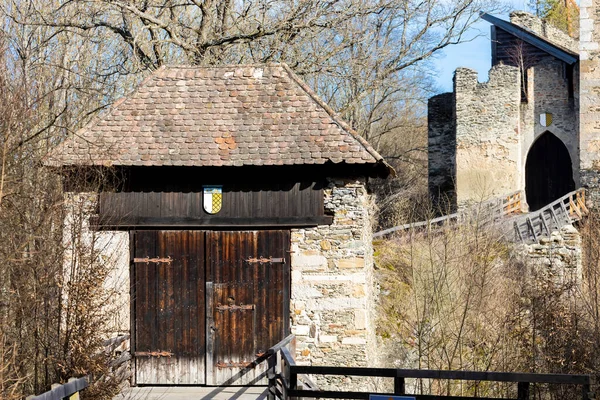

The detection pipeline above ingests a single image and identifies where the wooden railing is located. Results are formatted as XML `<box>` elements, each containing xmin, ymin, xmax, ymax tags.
<box><xmin>374</xmin><ymin>190</ymin><xmax>525</xmax><ymax>238</ymax></box>
<box><xmin>512</xmin><ymin>189</ymin><xmax>589</xmax><ymax>243</ymax></box>
<box><xmin>26</xmin><ymin>376</ymin><xmax>89</xmax><ymax>400</ymax></box>
<box><xmin>374</xmin><ymin>189</ymin><xmax>591</xmax><ymax>243</ymax></box>
<box><xmin>267</xmin><ymin>340</ymin><xmax>595</xmax><ymax>400</ymax></box>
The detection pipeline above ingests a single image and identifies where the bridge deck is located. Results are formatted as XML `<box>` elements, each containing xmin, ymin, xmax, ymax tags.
<box><xmin>115</xmin><ymin>386</ymin><xmax>267</xmax><ymax>400</ymax></box>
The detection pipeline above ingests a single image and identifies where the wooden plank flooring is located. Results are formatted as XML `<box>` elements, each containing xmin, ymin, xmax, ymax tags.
<box><xmin>115</xmin><ymin>386</ymin><xmax>268</xmax><ymax>400</ymax></box>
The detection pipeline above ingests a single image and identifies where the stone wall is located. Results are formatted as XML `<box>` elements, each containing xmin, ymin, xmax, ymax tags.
<box><xmin>520</xmin><ymin>57</ymin><xmax>579</xmax><ymax>187</ymax></box>
<box><xmin>510</xmin><ymin>11</ymin><xmax>579</xmax><ymax>53</ymax></box>
<box><xmin>428</xmin><ymin>93</ymin><xmax>456</xmax><ymax>210</ymax></box>
<box><xmin>290</xmin><ymin>178</ymin><xmax>377</xmax><ymax>389</ymax></box>
<box><xmin>580</xmin><ymin>0</ymin><xmax>600</xmax><ymax>206</ymax></box>
<box><xmin>521</xmin><ymin>224</ymin><xmax>582</xmax><ymax>288</ymax></box>
<box><xmin>63</xmin><ymin>193</ymin><xmax>131</xmax><ymax>336</ymax></box>
<box><xmin>428</xmin><ymin>13</ymin><xmax>580</xmax><ymax>210</ymax></box>
<box><xmin>454</xmin><ymin>65</ymin><xmax>522</xmax><ymax>205</ymax></box>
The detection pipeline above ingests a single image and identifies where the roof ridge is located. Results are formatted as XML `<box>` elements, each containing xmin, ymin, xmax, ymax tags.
<box><xmin>279</xmin><ymin>63</ymin><xmax>387</xmax><ymax>165</ymax></box>
<box><xmin>159</xmin><ymin>63</ymin><xmax>284</xmax><ymax>70</ymax></box>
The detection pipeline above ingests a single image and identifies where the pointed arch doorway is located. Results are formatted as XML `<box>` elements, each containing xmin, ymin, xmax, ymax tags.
<box><xmin>525</xmin><ymin>132</ymin><xmax>575</xmax><ymax>211</ymax></box>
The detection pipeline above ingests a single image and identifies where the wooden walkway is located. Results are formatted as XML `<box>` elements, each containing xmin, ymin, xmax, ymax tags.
<box><xmin>510</xmin><ymin>189</ymin><xmax>588</xmax><ymax>243</ymax></box>
<box><xmin>115</xmin><ymin>386</ymin><xmax>267</xmax><ymax>400</ymax></box>
<box><xmin>374</xmin><ymin>189</ymin><xmax>589</xmax><ymax>243</ymax></box>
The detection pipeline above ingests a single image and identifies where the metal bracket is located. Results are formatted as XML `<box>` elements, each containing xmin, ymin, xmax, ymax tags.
<box><xmin>245</xmin><ymin>257</ymin><xmax>284</xmax><ymax>264</ymax></box>
<box><xmin>216</xmin><ymin>361</ymin><xmax>255</xmax><ymax>369</ymax></box>
<box><xmin>216</xmin><ymin>304</ymin><xmax>255</xmax><ymax>312</ymax></box>
<box><xmin>134</xmin><ymin>350</ymin><xmax>174</xmax><ymax>358</ymax></box>
<box><xmin>133</xmin><ymin>256</ymin><xmax>172</xmax><ymax>264</ymax></box>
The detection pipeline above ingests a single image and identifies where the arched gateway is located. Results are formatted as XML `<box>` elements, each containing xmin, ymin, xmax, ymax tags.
<box><xmin>525</xmin><ymin>132</ymin><xmax>575</xmax><ymax>211</ymax></box>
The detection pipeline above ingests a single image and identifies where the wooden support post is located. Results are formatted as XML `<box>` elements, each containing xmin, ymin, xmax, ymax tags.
<box><xmin>526</xmin><ymin>217</ymin><xmax>538</xmax><ymax>242</ymax></box>
<box><xmin>68</xmin><ymin>378</ymin><xmax>80</xmax><ymax>400</ymax></box>
<box><xmin>539</xmin><ymin>211</ymin><xmax>550</xmax><ymax>237</ymax></box>
<box><xmin>267</xmin><ymin>355</ymin><xmax>277</xmax><ymax>400</ymax></box>
<box><xmin>517</xmin><ymin>382</ymin><xmax>530</xmax><ymax>400</ymax></box>
<box><xmin>560</xmin><ymin>200</ymin><xmax>572</xmax><ymax>224</ymax></box>
<box><xmin>394</xmin><ymin>376</ymin><xmax>405</xmax><ymax>395</ymax></box>
<box><xmin>549</xmin><ymin>206</ymin><xmax>560</xmax><ymax>229</ymax></box>
<box><xmin>515</xmin><ymin>221</ymin><xmax>524</xmax><ymax>242</ymax></box>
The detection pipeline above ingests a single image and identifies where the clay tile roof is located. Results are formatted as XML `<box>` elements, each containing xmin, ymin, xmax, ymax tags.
<box><xmin>45</xmin><ymin>63</ymin><xmax>388</xmax><ymax>170</ymax></box>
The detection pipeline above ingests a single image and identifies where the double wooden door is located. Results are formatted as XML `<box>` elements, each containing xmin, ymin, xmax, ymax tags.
<box><xmin>132</xmin><ymin>230</ymin><xmax>290</xmax><ymax>385</ymax></box>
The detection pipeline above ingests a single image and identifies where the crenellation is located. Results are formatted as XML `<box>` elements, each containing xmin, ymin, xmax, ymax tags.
<box><xmin>430</xmin><ymin>13</ymin><xmax>580</xmax><ymax>211</ymax></box>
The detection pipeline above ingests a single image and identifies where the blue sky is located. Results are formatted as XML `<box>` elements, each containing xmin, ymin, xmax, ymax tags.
<box><xmin>433</xmin><ymin>0</ymin><xmax>533</xmax><ymax>93</ymax></box>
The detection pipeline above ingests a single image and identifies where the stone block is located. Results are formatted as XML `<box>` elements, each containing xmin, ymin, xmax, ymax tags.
<box><xmin>341</xmin><ymin>337</ymin><xmax>367</xmax><ymax>345</ymax></box>
<box><xmin>294</xmin><ymin>300</ymin><xmax>306</xmax><ymax>311</ymax></box>
<box><xmin>320</xmin><ymin>240</ymin><xmax>332</xmax><ymax>250</ymax></box>
<box><xmin>352</xmin><ymin>284</ymin><xmax>366</xmax><ymax>298</ymax></box>
<box><xmin>294</xmin><ymin>325</ymin><xmax>311</xmax><ymax>336</ymax></box>
<box><xmin>354</xmin><ymin>309</ymin><xmax>367</xmax><ymax>330</ymax></box>
<box><xmin>292</xmin><ymin>252</ymin><xmax>327</xmax><ymax>271</ymax></box>
<box><xmin>319</xmin><ymin>335</ymin><xmax>338</xmax><ymax>343</ymax></box>
<box><xmin>292</xmin><ymin>284</ymin><xmax>323</xmax><ymax>299</ymax></box>
<box><xmin>336</xmin><ymin>257</ymin><xmax>365</xmax><ymax>270</ymax></box>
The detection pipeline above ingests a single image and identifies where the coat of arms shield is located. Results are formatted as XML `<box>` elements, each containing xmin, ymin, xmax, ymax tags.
<box><xmin>203</xmin><ymin>186</ymin><xmax>222</xmax><ymax>214</ymax></box>
<box><xmin>540</xmin><ymin>113</ymin><xmax>553</xmax><ymax>127</ymax></box>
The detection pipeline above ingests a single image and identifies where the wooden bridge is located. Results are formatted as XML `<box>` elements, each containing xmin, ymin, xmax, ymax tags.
<box><xmin>374</xmin><ymin>189</ymin><xmax>589</xmax><ymax>243</ymax></box>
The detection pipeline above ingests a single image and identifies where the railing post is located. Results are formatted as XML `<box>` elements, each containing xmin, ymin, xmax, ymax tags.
<box><xmin>267</xmin><ymin>354</ymin><xmax>276</xmax><ymax>400</ymax></box>
<box><xmin>517</xmin><ymin>382</ymin><xmax>530</xmax><ymax>400</ymax></box>
<box><xmin>394</xmin><ymin>376</ymin><xmax>405</xmax><ymax>395</ymax></box>
<box><xmin>290</xmin><ymin>366</ymin><xmax>298</xmax><ymax>391</ymax></box>
<box><xmin>68</xmin><ymin>377</ymin><xmax>80</xmax><ymax>400</ymax></box>
<box><xmin>582</xmin><ymin>376</ymin><xmax>592</xmax><ymax>400</ymax></box>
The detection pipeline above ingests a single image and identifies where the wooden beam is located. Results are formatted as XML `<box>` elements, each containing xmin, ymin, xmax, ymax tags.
<box><xmin>94</xmin><ymin>215</ymin><xmax>334</xmax><ymax>229</ymax></box>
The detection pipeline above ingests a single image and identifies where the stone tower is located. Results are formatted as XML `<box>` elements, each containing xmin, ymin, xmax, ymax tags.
<box><xmin>429</xmin><ymin>12</ymin><xmax>579</xmax><ymax>212</ymax></box>
<box><xmin>580</xmin><ymin>0</ymin><xmax>600</xmax><ymax>203</ymax></box>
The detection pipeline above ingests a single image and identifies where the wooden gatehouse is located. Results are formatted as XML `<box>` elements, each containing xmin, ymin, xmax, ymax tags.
<box><xmin>46</xmin><ymin>64</ymin><xmax>391</xmax><ymax>386</ymax></box>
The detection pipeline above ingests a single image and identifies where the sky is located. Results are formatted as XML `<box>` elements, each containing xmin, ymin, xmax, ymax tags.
<box><xmin>433</xmin><ymin>0</ymin><xmax>533</xmax><ymax>93</ymax></box>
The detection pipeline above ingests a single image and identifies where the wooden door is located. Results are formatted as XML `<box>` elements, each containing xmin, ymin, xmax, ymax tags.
<box><xmin>133</xmin><ymin>231</ymin><xmax>206</xmax><ymax>384</ymax></box>
<box><xmin>206</xmin><ymin>230</ymin><xmax>290</xmax><ymax>385</ymax></box>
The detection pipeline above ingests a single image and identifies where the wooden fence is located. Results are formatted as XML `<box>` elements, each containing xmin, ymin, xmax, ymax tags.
<box><xmin>374</xmin><ymin>190</ymin><xmax>524</xmax><ymax>238</ymax></box>
<box><xmin>512</xmin><ymin>189</ymin><xmax>589</xmax><ymax>243</ymax></box>
<box><xmin>267</xmin><ymin>336</ymin><xmax>595</xmax><ymax>400</ymax></box>
<box><xmin>374</xmin><ymin>189</ymin><xmax>590</xmax><ymax>243</ymax></box>
<box><xmin>26</xmin><ymin>376</ymin><xmax>88</xmax><ymax>400</ymax></box>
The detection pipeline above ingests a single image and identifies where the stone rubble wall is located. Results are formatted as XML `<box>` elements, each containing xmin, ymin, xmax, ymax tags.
<box><xmin>428</xmin><ymin>92</ymin><xmax>457</xmax><ymax>210</ymax></box>
<box><xmin>290</xmin><ymin>178</ymin><xmax>377</xmax><ymax>390</ymax></box>
<box><xmin>580</xmin><ymin>0</ymin><xmax>600</xmax><ymax>206</ymax></box>
<box><xmin>429</xmin><ymin>21</ymin><xmax>579</xmax><ymax>209</ymax></box>
<box><xmin>510</xmin><ymin>11</ymin><xmax>579</xmax><ymax>53</ymax></box>
<box><xmin>454</xmin><ymin>65</ymin><xmax>522</xmax><ymax>205</ymax></box>
<box><xmin>521</xmin><ymin>224</ymin><xmax>582</xmax><ymax>289</ymax></box>
<box><xmin>520</xmin><ymin>58</ymin><xmax>580</xmax><ymax>188</ymax></box>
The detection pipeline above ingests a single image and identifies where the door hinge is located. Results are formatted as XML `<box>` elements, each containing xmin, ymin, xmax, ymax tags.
<box><xmin>245</xmin><ymin>257</ymin><xmax>285</xmax><ymax>264</ymax></box>
<box><xmin>216</xmin><ymin>361</ymin><xmax>256</xmax><ymax>369</ymax></box>
<box><xmin>216</xmin><ymin>304</ymin><xmax>255</xmax><ymax>312</ymax></box>
<box><xmin>134</xmin><ymin>256</ymin><xmax>172</xmax><ymax>264</ymax></box>
<box><xmin>134</xmin><ymin>350</ymin><xmax>174</xmax><ymax>358</ymax></box>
